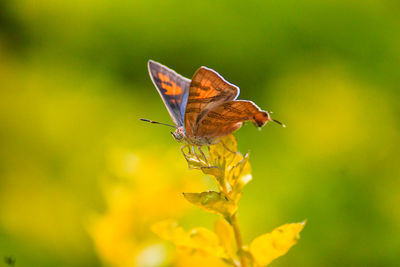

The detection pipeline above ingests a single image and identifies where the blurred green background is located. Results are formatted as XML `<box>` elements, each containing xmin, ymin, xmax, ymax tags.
<box><xmin>1</xmin><ymin>0</ymin><xmax>400</xmax><ymax>266</ymax></box>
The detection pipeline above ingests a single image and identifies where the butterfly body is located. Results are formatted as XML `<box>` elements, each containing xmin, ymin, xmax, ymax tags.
<box><xmin>147</xmin><ymin>60</ymin><xmax>276</xmax><ymax>163</ymax></box>
<box><xmin>172</xmin><ymin>126</ymin><xmax>218</xmax><ymax>146</ymax></box>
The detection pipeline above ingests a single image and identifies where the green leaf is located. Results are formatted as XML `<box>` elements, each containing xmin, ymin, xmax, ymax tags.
<box><xmin>183</xmin><ymin>191</ymin><xmax>237</xmax><ymax>217</ymax></box>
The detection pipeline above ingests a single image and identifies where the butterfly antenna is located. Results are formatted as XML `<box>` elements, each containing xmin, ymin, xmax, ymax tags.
<box><xmin>271</xmin><ymin>119</ymin><xmax>286</xmax><ymax>128</ymax></box>
<box><xmin>140</xmin><ymin>118</ymin><xmax>176</xmax><ymax>128</ymax></box>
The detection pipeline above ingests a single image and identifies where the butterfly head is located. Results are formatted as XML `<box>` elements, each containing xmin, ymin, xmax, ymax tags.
<box><xmin>253</xmin><ymin>111</ymin><xmax>271</xmax><ymax>127</ymax></box>
<box><xmin>253</xmin><ymin>111</ymin><xmax>286</xmax><ymax>128</ymax></box>
<box><xmin>172</xmin><ymin>127</ymin><xmax>186</xmax><ymax>142</ymax></box>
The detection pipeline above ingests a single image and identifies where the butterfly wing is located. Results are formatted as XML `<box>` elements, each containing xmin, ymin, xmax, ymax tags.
<box><xmin>196</xmin><ymin>100</ymin><xmax>270</xmax><ymax>138</ymax></box>
<box><xmin>184</xmin><ymin>67</ymin><xmax>240</xmax><ymax>136</ymax></box>
<box><xmin>148</xmin><ymin>60</ymin><xmax>190</xmax><ymax>127</ymax></box>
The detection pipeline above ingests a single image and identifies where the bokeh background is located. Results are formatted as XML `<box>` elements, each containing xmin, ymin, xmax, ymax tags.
<box><xmin>1</xmin><ymin>0</ymin><xmax>400</xmax><ymax>266</ymax></box>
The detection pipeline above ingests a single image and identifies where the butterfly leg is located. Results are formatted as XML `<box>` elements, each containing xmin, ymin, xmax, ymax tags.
<box><xmin>180</xmin><ymin>145</ymin><xmax>202</xmax><ymax>169</ymax></box>
<box><xmin>219</xmin><ymin>140</ymin><xmax>238</xmax><ymax>155</ymax></box>
<box><xmin>197</xmin><ymin>146</ymin><xmax>210</xmax><ymax>167</ymax></box>
<box><xmin>191</xmin><ymin>145</ymin><xmax>203</xmax><ymax>164</ymax></box>
<box><xmin>180</xmin><ymin>145</ymin><xmax>191</xmax><ymax>161</ymax></box>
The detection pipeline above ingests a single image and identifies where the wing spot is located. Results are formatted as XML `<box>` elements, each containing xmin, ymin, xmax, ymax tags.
<box><xmin>158</xmin><ymin>73</ymin><xmax>183</xmax><ymax>95</ymax></box>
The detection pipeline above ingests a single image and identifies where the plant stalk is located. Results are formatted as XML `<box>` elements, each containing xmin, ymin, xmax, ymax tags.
<box><xmin>231</xmin><ymin>213</ymin><xmax>247</xmax><ymax>267</ymax></box>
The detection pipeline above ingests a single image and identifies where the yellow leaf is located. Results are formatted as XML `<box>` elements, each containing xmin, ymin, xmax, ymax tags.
<box><xmin>214</xmin><ymin>219</ymin><xmax>234</xmax><ymax>257</ymax></box>
<box><xmin>183</xmin><ymin>191</ymin><xmax>237</xmax><ymax>217</ymax></box>
<box><xmin>201</xmin><ymin>166</ymin><xmax>224</xmax><ymax>178</ymax></box>
<box><xmin>249</xmin><ymin>222</ymin><xmax>306</xmax><ymax>266</ymax></box>
<box><xmin>205</xmin><ymin>135</ymin><xmax>254</xmax><ymax>197</ymax></box>
<box><xmin>228</xmin><ymin>152</ymin><xmax>252</xmax><ymax>202</ymax></box>
<box><xmin>220</xmin><ymin>134</ymin><xmax>238</xmax><ymax>152</ymax></box>
<box><xmin>209</xmin><ymin>135</ymin><xmax>238</xmax><ymax>169</ymax></box>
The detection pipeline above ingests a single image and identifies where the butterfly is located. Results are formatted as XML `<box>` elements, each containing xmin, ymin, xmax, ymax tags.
<box><xmin>143</xmin><ymin>60</ymin><xmax>283</xmax><ymax>163</ymax></box>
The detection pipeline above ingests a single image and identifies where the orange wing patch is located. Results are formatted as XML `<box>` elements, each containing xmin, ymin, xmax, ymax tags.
<box><xmin>158</xmin><ymin>73</ymin><xmax>183</xmax><ymax>96</ymax></box>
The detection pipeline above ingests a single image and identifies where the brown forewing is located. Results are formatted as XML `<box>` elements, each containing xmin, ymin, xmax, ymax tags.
<box><xmin>184</xmin><ymin>67</ymin><xmax>239</xmax><ymax>137</ymax></box>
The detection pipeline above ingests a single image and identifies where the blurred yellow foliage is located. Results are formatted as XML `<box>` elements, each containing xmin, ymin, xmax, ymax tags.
<box><xmin>214</xmin><ymin>218</ymin><xmax>235</xmax><ymax>259</ymax></box>
<box><xmin>88</xmin><ymin>149</ymin><xmax>216</xmax><ymax>267</ymax></box>
<box><xmin>152</xmin><ymin>220</ymin><xmax>227</xmax><ymax>260</ymax></box>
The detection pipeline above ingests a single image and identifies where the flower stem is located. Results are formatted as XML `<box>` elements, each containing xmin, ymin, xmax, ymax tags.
<box><xmin>231</xmin><ymin>213</ymin><xmax>247</xmax><ymax>267</ymax></box>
